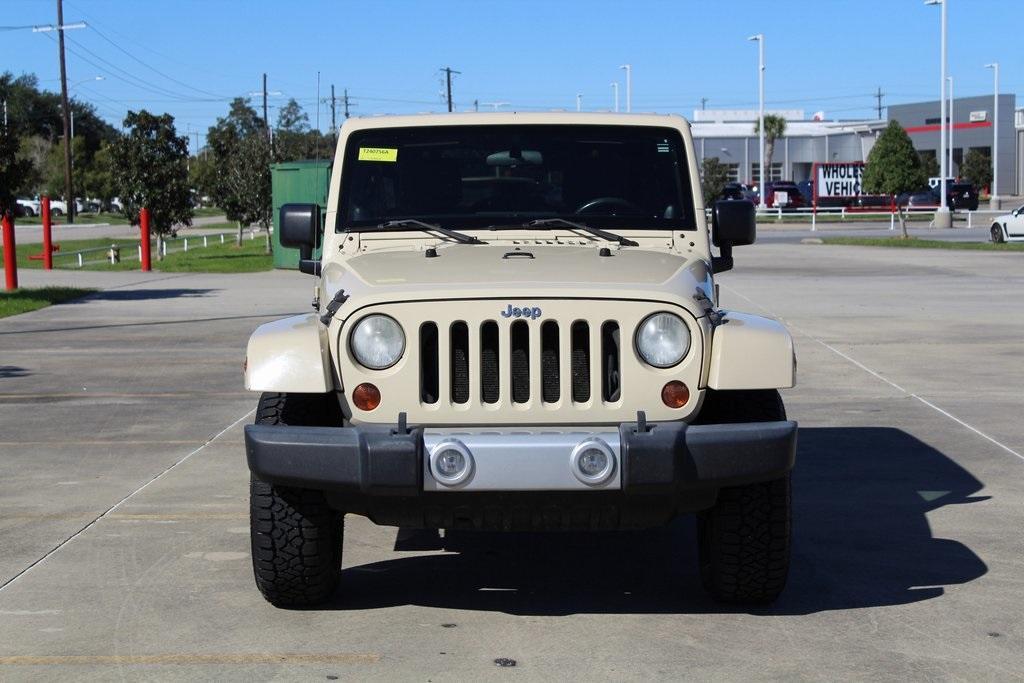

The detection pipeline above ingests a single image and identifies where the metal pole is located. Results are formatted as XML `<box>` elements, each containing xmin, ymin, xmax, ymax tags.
<box><xmin>576</xmin><ymin>93</ymin><xmax>582</xmax><ymax>112</ymax></box>
<box><xmin>42</xmin><ymin>196</ymin><xmax>53</xmax><ymax>270</ymax></box>
<box><xmin>2</xmin><ymin>212</ymin><xmax>17</xmax><ymax>290</ymax></box>
<box><xmin>140</xmin><ymin>207</ymin><xmax>151</xmax><ymax>272</ymax></box>
<box><xmin>986</xmin><ymin>62</ymin><xmax>1000</xmax><ymax>206</ymax></box>
<box><xmin>57</xmin><ymin>0</ymin><xmax>75</xmax><ymax>224</ymax></box>
<box><xmin>947</xmin><ymin>76</ymin><xmax>954</xmax><ymax>176</ymax></box>
<box><xmin>749</xmin><ymin>34</ymin><xmax>766</xmax><ymax>209</ymax></box>
<box><xmin>611</xmin><ymin>82</ymin><xmax>619</xmax><ymax>113</ymax></box>
<box><xmin>934</xmin><ymin>0</ymin><xmax>951</xmax><ymax>227</ymax></box>
<box><xmin>619</xmin><ymin>64</ymin><xmax>631</xmax><ymax>113</ymax></box>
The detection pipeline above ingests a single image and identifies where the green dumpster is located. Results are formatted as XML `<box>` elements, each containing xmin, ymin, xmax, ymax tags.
<box><xmin>271</xmin><ymin>160</ymin><xmax>331</xmax><ymax>269</ymax></box>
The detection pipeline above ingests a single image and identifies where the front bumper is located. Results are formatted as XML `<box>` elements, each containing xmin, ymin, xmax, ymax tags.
<box><xmin>244</xmin><ymin>418</ymin><xmax>797</xmax><ymax>529</ymax></box>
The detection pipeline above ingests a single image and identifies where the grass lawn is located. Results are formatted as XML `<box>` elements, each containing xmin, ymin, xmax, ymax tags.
<box><xmin>821</xmin><ymin>237</ymin><xmax>1024</xmax><ymax>251</ymax></box>
<box><xmin>18</xmin><ymin>206</ymin><xmax>224</xmax><ymax>225</ymax></box>
<box><xmin>0</xmin><ymin>287</ymin><xmax>96</xmax><ymax>319</ymax></box>
<box><xmin>2</xmin><ymin>228</ymin><xmax>272</xmax><ymax>273</ymax></box>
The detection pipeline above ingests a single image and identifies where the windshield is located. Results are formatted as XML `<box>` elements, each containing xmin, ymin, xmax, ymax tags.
<box><xmin>337</xmin><ymin>124</ymin><xmax>695</xmax><ymax>232</ymax></box>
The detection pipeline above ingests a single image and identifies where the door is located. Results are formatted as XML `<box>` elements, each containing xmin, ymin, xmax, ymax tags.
<box><xmin>1008</xmin><ymin>205</ymin><xmax>1024</xmax><ymax>237</ymax></box>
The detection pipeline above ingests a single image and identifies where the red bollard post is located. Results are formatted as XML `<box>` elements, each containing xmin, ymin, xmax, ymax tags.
<box><xmin>139</xmin><ymin>207</ymin><xmax>152</xmax><ymax>272</ymax></box>
<box><xmin>42</xmin><ymin>196</ymin><xmax>53</xmax><ymax>270</ymax></box>
<box><xmin>2</xmin><ymin>211</ymin><xmax>17</xmax><ymax>291</ymax></box>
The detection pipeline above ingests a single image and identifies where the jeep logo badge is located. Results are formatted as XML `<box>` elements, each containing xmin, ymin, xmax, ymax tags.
<box><xmin>501</xmin><ymin>304</ymin><xmax>542</xmax><ymax>320</ymax></box>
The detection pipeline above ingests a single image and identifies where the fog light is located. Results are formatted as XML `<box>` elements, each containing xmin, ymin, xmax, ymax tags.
<box><xmin>661</xmin><ymin>380</ymin><xmax>689</xmax><ymax>409</ymax></box>
<box><xmin>570</xmin><ymin>439</ymin><xmax>616</xmax><ymax>486</ymax></box>
<box><xmin>429</xmin><ymin>440</ymin><xmax>473</xmax><ymax>486</ymax></box>
<box><xmin>352</xmin><ymin>383</ymin><xmax>381</xmax><ymax>411</ymax></box>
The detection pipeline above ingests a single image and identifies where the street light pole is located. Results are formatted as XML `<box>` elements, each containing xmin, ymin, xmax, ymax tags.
<box><xmin>748</xmin><ymin>34</ymin><xmax>766</xmax><ymax>209</ymax></box>
<box><xmin>926</xmin><ymin>0</ymin><xmax>951</xmax><ymax>227</ymax></box>
<box><xmin>947</xmin><ymin>76</ymin><xmax>954</xmax><ymax>176</ymax></box>
<box><xmin>619</xmin><ymin>64</ymin><xmax>632</xmax><ymax>113</ymax></box>
<box><xmin>576</xmin><ymin>93</ymin><xmax>582</xmax><ymax>112</ymax></box>
<box><xmin>985</xmin><ymin>62</ymin><xmax>999</xmax><ymax>207</ymax></box>
<box><xmin>611</xmin><ymin>82</ymin><xmax>619</xmax><ymax>113</ymax></box>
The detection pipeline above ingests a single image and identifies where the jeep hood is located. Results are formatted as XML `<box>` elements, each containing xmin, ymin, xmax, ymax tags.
<box><xmin>322</xmin><ymin>244</ymin><xmax>714</xmax><ymax>316</ymax></box>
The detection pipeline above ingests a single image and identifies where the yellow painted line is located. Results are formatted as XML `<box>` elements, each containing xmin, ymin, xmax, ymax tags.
<box><xmin>0</xmin><ymin>653</ymin><xmax>380</xmax><ymax>665</ymax></box>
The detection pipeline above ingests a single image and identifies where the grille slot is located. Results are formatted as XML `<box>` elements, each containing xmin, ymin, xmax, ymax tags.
<box><xmin>510</xmin><ymin>320</ymin><xmax>530</xmax><ymax>403</ymax></box>
<box><xmin>451</xmin><ymin>322</ymin><xmax>469</xmax><ymax>404</ymax></box>
<box><xmin>601</xmin><ymin>321</ymin><xmax>621</xmax><ymax>402</ymax></box>
<box><xmin>571</xmin><ymin>321</ymin><xmax>591</xmax><ymax>403</ymax></box>
<box><xmin>541</xmin><ymin>320</ymin><xmax>560</xmax><ymax>403</ymax></box>
<box><xmin>480</xmin><ymin>321</ymin><xmax>500</xmax><ymax>404</ymax></box>
<box><xmin>420</xmin><ymin>322</ymin><xmax>439</xmax><ymax>404</ymax></box>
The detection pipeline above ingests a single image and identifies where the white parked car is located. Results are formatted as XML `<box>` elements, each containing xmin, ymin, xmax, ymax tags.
<box><xmin>990</xmin><ymin>205</ymin><xmax>1024</xmax><ymax>243</ymax></box>
<box><xmin>16</xmin><ymin>198</ymin><xmax>40</xmax><ymax>217</ymax></box>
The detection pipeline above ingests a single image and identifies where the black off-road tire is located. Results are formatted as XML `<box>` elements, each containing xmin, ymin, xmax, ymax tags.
<box><xmin>696</xmin><ymin>389</ymin><xmax>792</xmax><ymax>604</ymax></box>
<box><xmin>250</xmin><ymin>392</ymin><xmax>343</xmax><ymax>608</ymax></box>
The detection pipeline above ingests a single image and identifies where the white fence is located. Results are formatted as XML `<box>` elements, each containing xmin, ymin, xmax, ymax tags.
<box><xmin>52</xmin><ymin>229</ymin><xmax>260</xmax><ymax>268</ymax></box>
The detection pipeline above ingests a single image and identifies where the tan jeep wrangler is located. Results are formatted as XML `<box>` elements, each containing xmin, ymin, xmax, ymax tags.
<box><xmin>244</xmin><ymin>112</ymin><xmax>797</xmax><ymax>608</ymax></box>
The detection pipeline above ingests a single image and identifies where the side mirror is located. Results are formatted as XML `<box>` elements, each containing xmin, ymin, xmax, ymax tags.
<box><xmin>711</xmin><ymin>200</ymin><xmax>756</xmax><ymax>273</ymax></box>
<box><xmin>280</xmin><ymin>203</ymin><xmax>321</xmax><ymax>272</ymax></box>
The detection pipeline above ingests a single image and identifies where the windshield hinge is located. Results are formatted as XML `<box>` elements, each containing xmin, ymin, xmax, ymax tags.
<box><xmin>319</xmin><ymin>289</ymin><xmax>349</xmax><ymax>326</ymax></box>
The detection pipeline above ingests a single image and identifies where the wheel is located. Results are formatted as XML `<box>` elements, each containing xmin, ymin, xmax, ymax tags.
<box><xmin>991</xmin><ymin>224</ymin><xmax>1005</xmax><ymax>244</ymax></box>
<box><xmin>696</xmin><ymin>389</ymin><xmax>792</xmax><ymax>604</ymax></box>
<box><xmin>250</xmin><ymin>392</ymin><xmax>343</xmax><ymax>607</ymax></box>
<box><xmin>51</xmin><ymin>208</ymin><xmax>63</xmax><ymax>216</ymax></box>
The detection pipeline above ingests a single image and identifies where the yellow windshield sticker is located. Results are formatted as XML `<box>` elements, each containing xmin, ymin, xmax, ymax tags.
<box><xmin>358</xmin><ymin>147</ymin><xmax>398</xmax><ymax>162</ymax></box>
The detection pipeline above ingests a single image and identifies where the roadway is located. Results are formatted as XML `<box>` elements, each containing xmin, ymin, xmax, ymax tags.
<box><xmin>0</xmin><ymin>242</ymin><xmax>1021</xmax><ymax>679</ymax></box>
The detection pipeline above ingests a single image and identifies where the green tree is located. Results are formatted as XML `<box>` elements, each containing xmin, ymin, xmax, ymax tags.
<box><xmin>15</xmin><ymin>135</ymin><xmax>51</xmax><ymax>196</ymax></box>
<box><xmin>81</xmin><ymin>142</ymin><xmax>117</xmax><ymax>209</ymax></box>
<box><xmin>700</xmin><ymin>156</ymin><xmax>730</xmax><ymax>207</ymax></box>
<box><xmin>862</xmin><ymin>120</ymin><xmax>927</xmax><ymax>238</ymax></box>
<box><xmin>919</xmin><ymin>152</ymin><xmax>940</xmax><ymax>180</ymax></box>
<box><xmin>206</xmin><ymin>98</ymin><xmax>271</xmax><ymax>245</ymax></box>
<box><xmin>960</xmin><ymin>149</ymin><xmax>992</xmax><ymax>194</ymax></box>
<box><xmin>110</xmin><ymin>110</ymin><xmax>192</xmax><ymax>258</ymax></box>
<box><xmin>0</xmin><ymin>126</ymin><xmax>33</xmax><ymax>214</ymax></box>
<box><xmin>754</xmin><ymin>114</ymin><xmax>787</xmax><ymax>179</ymax></box>
<box><xmin>43</xmin><ymin>136</ymin><xmax>86</xmax><ymax>199</ymax></box>
<box><xmin>188</xmin><ymin>152</ymin><xmax>217</xmax><ymax>201</ymax></box>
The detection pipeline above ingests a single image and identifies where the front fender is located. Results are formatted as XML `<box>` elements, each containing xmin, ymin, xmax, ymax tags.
<box><xmin>707</xmin><ymin>311</ymin><xmax>796</xmax><ymax>390</ymax></box>
<box><xmin>245</xmin><ymin>314</ymin><xmax>333</xmax><ymax>393</ymax></box>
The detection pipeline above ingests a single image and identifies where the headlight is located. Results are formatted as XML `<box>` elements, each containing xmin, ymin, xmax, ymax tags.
<box><xmin>635</xmin><ymin>312</ymin><xmax>690</xmax><ymax>368</ymax></box>
<box><xmin>350</xmin><ymin>315</ymin><xmax>405</xmax><ymax>369</ymax></box>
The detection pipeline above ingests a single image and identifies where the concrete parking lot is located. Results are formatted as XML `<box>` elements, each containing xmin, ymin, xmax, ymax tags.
<box><xmin>0</xmin><ymin>243</ymin><xmax>1022</xmax><ymax>680</ymax></box>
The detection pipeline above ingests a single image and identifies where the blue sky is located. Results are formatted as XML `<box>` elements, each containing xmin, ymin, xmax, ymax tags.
<box><xmin>4</xmin><ymin>0</ymin><xmax>1021</xmax><ymax>150</ymax></box>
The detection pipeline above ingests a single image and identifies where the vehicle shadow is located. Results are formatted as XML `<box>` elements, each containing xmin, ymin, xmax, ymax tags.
<box><xmin>327</xmin><ymin>427</ymin><xmax>988</xmax><ymax>615</ymax></box>
<box><xmin>80</xmin><ymin>288</ymin><xmax>216</xmax><ymax>301</ymax></box>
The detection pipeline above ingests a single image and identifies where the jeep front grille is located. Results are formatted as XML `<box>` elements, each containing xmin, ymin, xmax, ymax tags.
<box><xmin>418</xmin><ymin>317</ymin><xmax>622</xmax><ymax>407</ymax></box>
<box><xmin>339</xmin><ymin>299</ymin><xmax>705</xmax><ymax>425</ymax></box>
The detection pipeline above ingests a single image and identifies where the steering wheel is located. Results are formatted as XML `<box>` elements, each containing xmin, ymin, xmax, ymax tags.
<box><xmin>574</xmin><ymin>196</ymin><xmax>644</xmax><ymax>216</ymax></box>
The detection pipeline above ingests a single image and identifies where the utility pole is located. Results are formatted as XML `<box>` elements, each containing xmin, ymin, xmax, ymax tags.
<box><xmin>611</xmin><ymin>82</ymin><xmax>619</xmax><ymax>112</ymax></box>
<box><xmin>57</xmin><ymin>0</ymin><xmax>75</xmax><ymax>223</ymax></box>
<box><xmin>474</xmin><ymin>99</ymin><xmax>479</xmax><ymax>112</ymax></box>
<box><xmin>576</xmin><ymin>93</ymin><xmax>582</xmax><ymax>112</ymax></box>
<box><xmin>701</xmin><ymin>97</ymin><xmax>708</xmax><ymax>111</ymax></box>
<box><xmin>330</xmin><ymin>84</ymin><xmax>336</xmax><ymax>133</ymax></box>
<box><xmin>441</xmin><ymin>66</ymin><xmax>460</xmax><ymax>112</ymax></box>
<box><xmin>343</xmin><ymin>88</ymin><xmax>351</xmax><ymax>119</ymax></box>
<box><xmin>261</xmin><ymin>72</ymin><xmax>269</xmax><ymax>134</ymax></box>
<box><xmin>875</xmin><ymin>87</ymin><xmax>884</xmax><ymax>120</ymax></box>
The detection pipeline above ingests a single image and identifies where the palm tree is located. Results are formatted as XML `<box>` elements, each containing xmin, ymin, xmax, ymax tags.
<box><xmin>754</xmin><ymin>114</ymin><xmax>787</xmax><ymax>181</ymax></box>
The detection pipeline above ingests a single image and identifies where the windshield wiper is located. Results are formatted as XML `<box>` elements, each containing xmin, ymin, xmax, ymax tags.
<box><xmin>379</xmin><ymin>219</ymin><xmax>483</xmax><ymax>244</ymax></box>
<box><xmin>523</xmin><ymin>218</ymin><xmax>638</xmax><ymax>246</ymax></box>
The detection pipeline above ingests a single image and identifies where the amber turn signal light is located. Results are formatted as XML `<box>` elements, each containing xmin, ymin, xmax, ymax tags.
<box><xmin>353</xmin><ymin>383</ymin><xmax>381</xmax><ymax>411</ymax></box>
<box><xmin>661</xmin><ymin>381</ymin><xmax>689</xmax><ymax>409</ymax></box>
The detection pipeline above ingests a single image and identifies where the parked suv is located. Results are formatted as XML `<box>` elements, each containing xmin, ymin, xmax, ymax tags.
<box><xmin>763</xmin><ymin>181</ymin><xmax>804</xmax><ymax>210</ymax></box>
<box><xmin>243</xmin><ymin>113</ymin><xmax>798</xmax><ymax>608</ymax></box>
